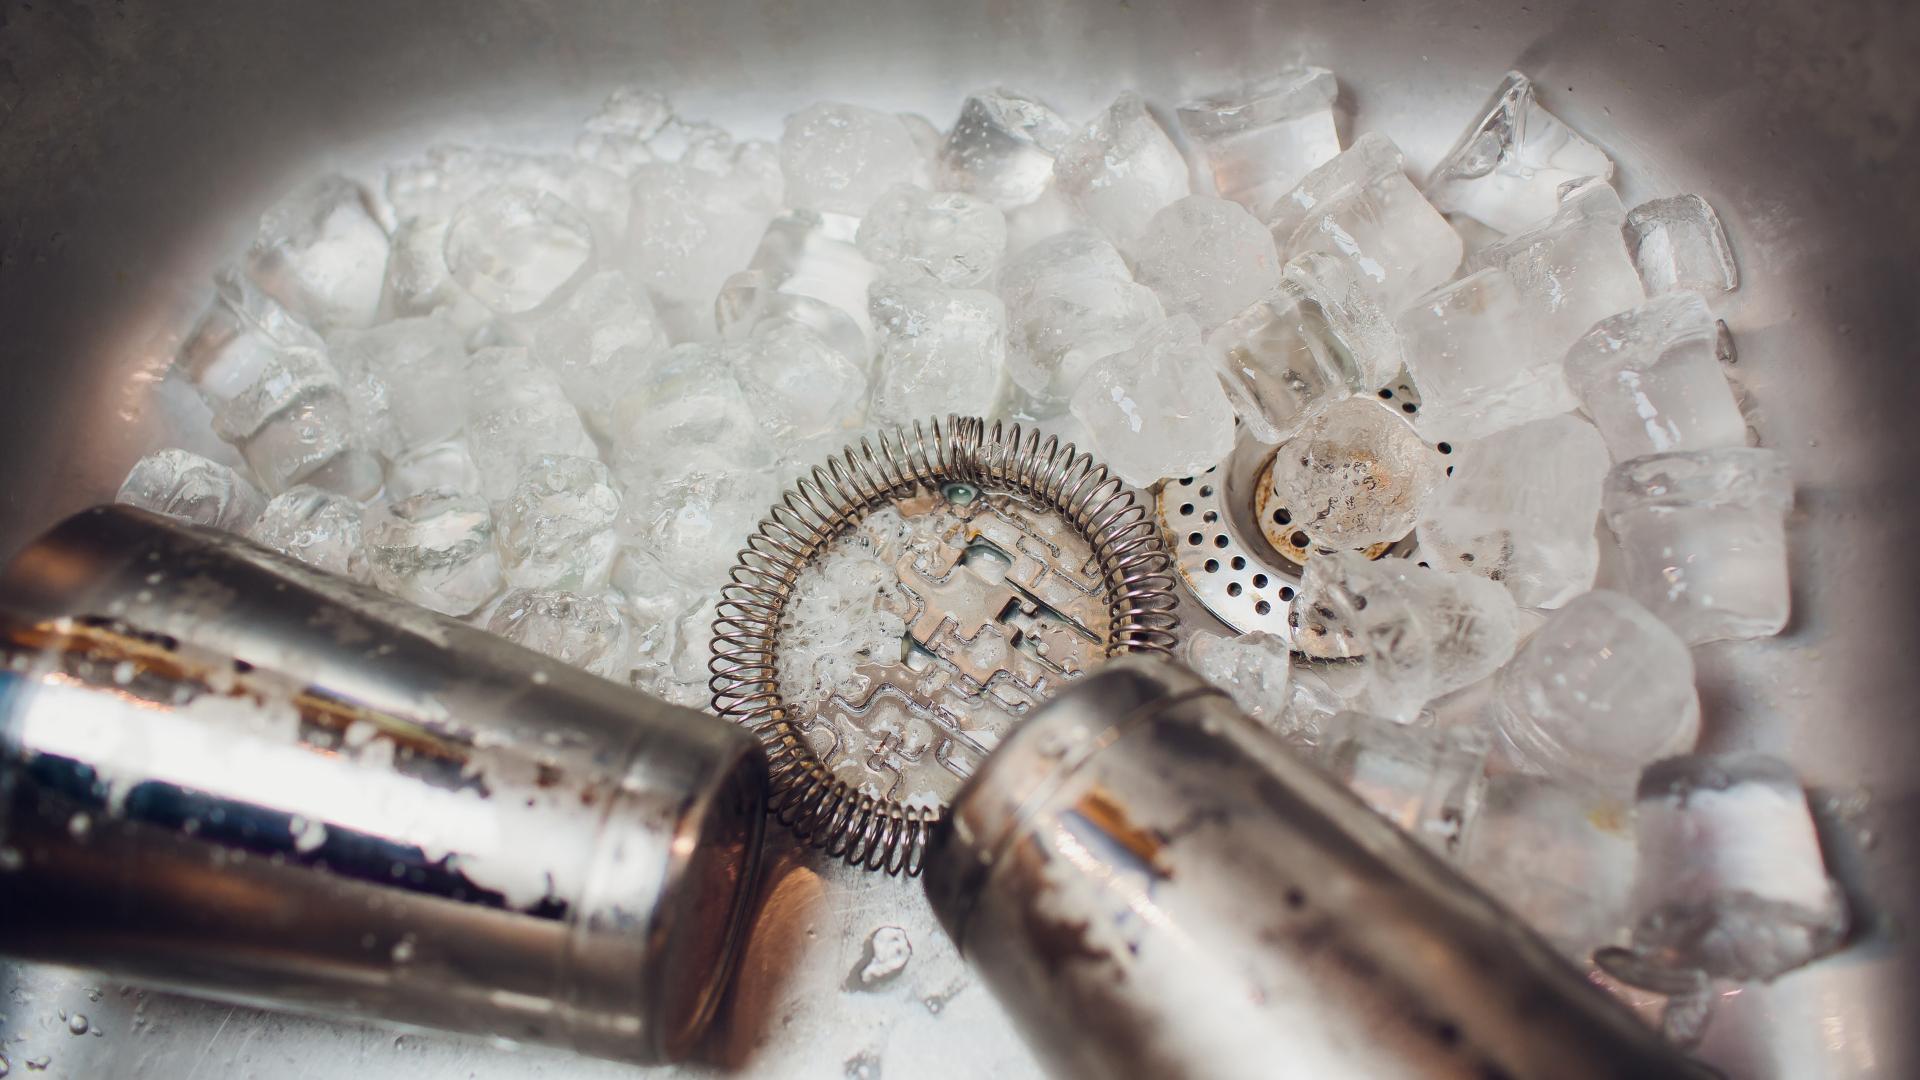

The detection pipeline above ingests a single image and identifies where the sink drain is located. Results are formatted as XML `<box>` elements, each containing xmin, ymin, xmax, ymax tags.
<box><xmin>710</xmin><ymin>416</ymin><xmax>1179</xmax><ymax>875</ymax></box>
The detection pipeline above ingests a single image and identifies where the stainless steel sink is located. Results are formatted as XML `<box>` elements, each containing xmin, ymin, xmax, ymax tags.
<box><xmin>2</xmin><ymin>2</ymin><xmax>1915</xmax><ymax>1077</ymax></box>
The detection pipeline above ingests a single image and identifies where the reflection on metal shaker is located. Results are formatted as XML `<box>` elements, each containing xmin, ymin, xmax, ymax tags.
<box><xmin>0</xmin><ymin>506</ymin><xmax>767</xmax><ymax>1063</ymax></box>
<box><xmin>924</xmin><ymin>656</ymin><xmax>1708</xmax><ymax>1080</ymax></box>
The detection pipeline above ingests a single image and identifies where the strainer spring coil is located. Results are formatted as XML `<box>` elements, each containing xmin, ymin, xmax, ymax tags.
<box><xmin>709</xmin><ymin>415</ymin><xmax>1179</xmax><ymax>875</ymax></box>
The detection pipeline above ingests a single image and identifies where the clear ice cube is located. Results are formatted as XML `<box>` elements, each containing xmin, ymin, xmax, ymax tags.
<box><xmin>383</xmin><ymin>213</ymin><xmax>494</xmax><ymax>332</ymax></box>
<box><xmin>1564</xmin><ymin>292</ymin><xmax>1747</xmax><ymax>459</ymax></box>
<box><xmin>868</xmin><ymin>277</ymin><xmax>1008</xmax><ymax>425</ymax></box>
<box><xmin>463</xmin><ymin>347</ymin><xmax>598</xmax><ymax>501</ymax></box>
<box><xmin>1205</xmin><ymin>286</ymin><xmax>1360</xmax><ymax>446</ymax></box>
<box><xmin>116</xmin><ymin>449</ymin><xmax>266</xmax><ymax>533</ymax></box>
<box><xmin>1131</xmin><ymin>195</ymin><xmax>1281</xmax><ymax>329</ymax></box>
<box><xmin>488</xmin><ymin>588</ymin><xmax>631</xmax><ymax>681</ymax></box>
<box><xmin>1396</xmin><ymin>266</ymin><xmax>1577</xmax><ymax>443</ymax></box>
<box><xmin>443</xmin><ymin>185</ymin><xmax>598</xmax><ymax>316</ymax></box>
<box><xmin>495</xmin><ymin>454</ymin><xmax>622</xmax><ymax>592</ymax></box>
<box><xmin>526</xmin><ymin>268</ymin><xmax>667</xmax><ymax>429</ymax></box>
<box><xmin>1053</xmin><ymin>91</ymin><xmax>1192</xmax><ymax>252</ymax></box>
<box><xmin>363</xmin><ymin>489</ymin><xmax>503</xmax><ymax>616</ymax></box>
<box><xmin>384</xmin><ymin>438</ymin><xmax>481</xmax><ymax>501</ymax></box>
<box><xmin>1626</xmin><ymin>194</ymin><xmax>1739</xmax><ymax>295</ymax></box>
<box><xmin>939</xmin><ymin>88</ymin><xmax>1074</xmax><ymax>210</ymax></box>
<box><xmin>246</xmin><ymin>484</ymin><xmax>369</xmax><ymax>581</ymax></box>
<box><xmin>1268</xmin><ymin>132</ymin><xmax>1462</xmax><ymax>313</ymax></box>
<box><xmin>178</xmin><ymin>268</ymin><xmax>324</xmax><ymax>405</ymax></box>
<box><xmin>1464</xmin><ymin>179</ymin><xmax>1646</xmax><ymax>360</ymax></box>
<box><xmin>1069</xmin><ymin>314</ymin><xmax>1236</xmax><ymax>488</ymax></box>
<box><xmin>1267</xmin><ymin>397</ymin><xmax>1446</xmax><ymax>550</ymax></box>
<box><xmin>1318</xmin><ymin>711</ymin><xmax>1489</xmax><ymax>858</ymax></box>
<box><xmin>605</xmin><ymin>341</ymin><xmax>768</xmax><ymax>484</ymax></box>
<box><xmin>780</xmin><ymin>102</ymin><xmax>926</xmax><ymax>217</ymax></box>
<box><xmin>1281</xmin><ymin>251</ymin><xmax>1407</xmax><ymax>389</ymax></box>
<box><xmin>387</xmin><ymin>143</ymin><xmax>630</xmax><ymax>245</ymax></box>
<box><xmin>1601</xmin><ymin>447</ymin><xmax>1793</xmax><ymax>644</ymax></box>
<box><xmin>246</xmin><ymin>176</ymin><xmax>390</xmax><ymax>333</ymax></box>
<box><xmin>327</xmin><ymin>316</ymin><xmax>469</xmax><ymax>458</ymax></box>
<box><xmin>1184</xmin><ymin>630</ymin><xmax>1293</xmax><ymax>727</ymax></box>
<box><xmin>1622</xmin><ymin>753</ymin><xmax>1848</xmax><ymax>983</ymax></box>
<box><xmin>855</xmin><ymin>183</ymin><xmax>1008</xmax><ymax>288</ymax></box>
<box><xmin>1460</xmin><ymin>773</ymin><xmax>1637</xmax><ymax>959</ymax></box>
<box><xmin>1000</xmin><ymin>230</ymin><xmax>1164</xmax><ymax>407</ymax></box>
<box><xmin>625</xmin><ymin>143</ymin><xmax>784</xmax><ymax>341</ymax></box>
<box><xmin>1416</xmin><ymin>414</ymin><xmax>1611</xmax><ymax>607</ymax></box>
<box><xmin>1291</xmin><ymin>551</ymin><xmax>1521</xmax><ymax>720</ymax></box>
<box><xmin>1176</xmin><ymin>67</ymin><xmax>1340</xmax><ymax>215</ymax></box>
<box><xmin>574</xmin><ymin>87</ymin><xmax>672</xmax><ymax>175</ymax></box>
<box><xmin>717</xmin><ymin>210</ymin><xmax>878</xmax><ymax>369</ymax></box>
<box><xmin>617</xmin><ymin>458</ymin><xmax>779</xmax><ymax>589</ymax></box>
<box><xmin>203</xmin><ymin>344</ymin><xmax>383</xmax><ymax>497</ymax></box>
<box><xmin>1427</xmin><ymin>70</ymin><xmax>1615</xmax><ymax>234</ymax></box>
<box><xmin>1491</xmin><ymin>590</ymin><xmax>1700</xmax><ymax>785</ymax></box>
<box><xmin>731</xmin><ymin>322</ymin><xmax>870</xmax><ymax>442</ymax></box>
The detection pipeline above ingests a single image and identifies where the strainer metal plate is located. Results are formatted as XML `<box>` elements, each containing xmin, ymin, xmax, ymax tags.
<box><xmin>709</xmin><ymin>416</ymin><xmax>1178</xmax><ymax>875</ymax></box>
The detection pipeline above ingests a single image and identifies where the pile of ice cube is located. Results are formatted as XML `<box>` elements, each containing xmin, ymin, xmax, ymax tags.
<box><xmin>115</xmin><ymin>67</ymin><xmax>1841</xmax><ymax>1040</ymax></box>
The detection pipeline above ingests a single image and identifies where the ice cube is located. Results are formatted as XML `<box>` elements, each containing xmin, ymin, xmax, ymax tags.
<box><xmin>245</xmin><ymin>176</ymin><xmax>390</xmax><ymax>333</ymax></box>
<box><xmin>1626</xmin><ymin>195</ymin><xmax>1739</xmax><ymax>295</ymax></box>
<box><xmin>617</xmin><ymin>458</ymin><xmax>779</xmax><ymax>588</ymax></box>
<box><xmin>327</xmin><ymin>316</ymin><xmax>469</xmax><ymax>458</ymax></box>
<box><xmin>605</xmin><ymin>341</ymin><xmax>767</xmax><ymax>483</ymax></box>
<box><xmin>732</xmin><ymin>322</ymin><xmax>869</xmax><ymax>441</ymax></box>
<box><xmin>868</xmin><ymin>277</ymin><xmax>1008</xmax><ymax>425</ymax></box>
<box><xmin>1004</xmin><ymin>185</ymin><xmax>1087</xmax><ymax>256</ymax></box>
<box><xmin>1053</xmin><ymin>91</ymin><xmax>1192</xmax><ymax>252</ymax></box>
<box><xmin>1396</xmin><ymin>267</ymin><xmax>1577</xmax><ymax>442</ymax></box>
<box><xmin>1267</xmin><ymin>133</ymin><xmax>1462</xmax><ymax>313</ymax></box>
<box><xmin>855</xmin><ymin>183</ymin><xmax>1008</xmax><ymax>288</ymax></box>
<box><xmin>463</xmin><ymin>348</ymin><xmax>598</xmax><ymax>501</ymax></box>
<box><xmin>1464</xmin><ymin>179</ymin><xmax>1646</xmax><ymax>359</ymax></box>
<box><xmin>938</xmin><ymin>88</ymin><xmax>1075</xmax><ymax>209</ymax></box>
<box><xmin>383</xmin><ymin>214</ymin><xmax>494</xmax><ymax>332</ymax></box>
<box><xmin>1291</xmin><ymin>551</ymin><xmax>1520</xmax><ymax>720</ymax></box>
<box><xmin>178</xmin><ymin>269</ymin><xmax>325</xmax><ymax>404</ymax></box>
<box><xmin>246</xmin><ymin>484</ymin><xmax>369</xmax><ymax>581</ymax></box>
<box><xmin>1460</xmin><ymin>774</ymin><xmax>1637</xmax><ymax>960</ymax></box>
<box><xmin>610</xmin><ymin>570</ymin><xmax>698</xmax><ymax>684</ymax></box>
<box><xmin>1130</xmin><ymin>195</ymin><xmax>1281</xmax><ymax>329</ymax></box>
<box><xmin>443</xmin><ymin>185</ymin><xmax>598</xmax><ymax>316</ymax></box>
<box><xmin>1176</xmin><ymin>67</ymin><xmax>1340</xmax><ymax>215</ymax></box>
<box><xmin>116</xmin><ymin>449</ymin><xmax>266</xmax><ymax>533</ymax></box>
<box><xmin>1184</xmin><ymin>630</ymin><xmax>1293</xmax><ymax>726</ymax></box>
<box><xmin>385</xmin><ymin>438</ymin><xmax>482</xmax><ymax>501</ymax></box>
<box><xmin>1564</xmin><ymin>292</ymin><xmax>1747</xmax><ymax>459</ymax></box>
<box><xmin>1416</xmin><ymin>414</ymin><xmax>1611</xmax><ymax>607</ymax></box>
<box><xmin>1205</xmin><ymin>286</ymin><xmax>1359</xmax><ymax>445</ymax></box>
<box><xmin>1491</xmin><ymin>590</ymin><xmax>1700</xmax><ymax>785</ymax></box>
<box><xmin>780</xmin><ymin>102</ymin><xmax>925</xmax><ymax>217</ymax></box>
<box><xmin>488</xmin><ymin>588</ymin><xmax>631</xmax><ymax>681</ymax></box>
<box><xmin>1281</xmin><ymin>251</ymin><xmax>1407</xmax><ymax>389</ymax></box>
<box><xmin>363</xmin><ymin>489</ymin><xmax>503</xmax><ymax>616</ymax></box>
<box><xmin>203</xmin><ymin>344</ymin><xmax>383</xmax><ymax>497</ymax></box>
<box><xmin>526</xmin><ymin>269</ymin><xmax>667</xmax><ymax>428</ymax></box>
<box><xmin>1621</xmin><ymin>753</ymin><xmax>1848</xmax><ymax>982</ymax></box>
<box><xmin>1275</xmin><ymin>661</ymin><xmax>1364</xmax><ymax>749</ymax></box>
<box><xmin>574</xmin><ymin>87</ymin><xmax>672</xmax><ymax>175</ymax></box>
<box><xmin>1318</xmin><ymin>712</ymin><xmax>1488</xmax><ymax>858</ymax></box>
<box><xmin>1427</xmin><ymin>71</ymin><xmax>1615</xmax><ymax>234</ymax></box>
<box><xmin>1000</xmin><ymin>230</ymin><xmax>1164</xmax><ymax>407</ymax></box>
<box><xmin>1601</xmin><ymin>447</ymin><xmax>1793</xmax><ymax>644</ymax></box>
<box><xmin>387</xmin><ymin>143</ymin><xmax>629</xmax><ymax>244</ymax></box>
<box><xmin>626</xmin><ymin>144</ymin><xmax>784</xmax><ymax>341</ymax></box>
<box><xmin>717</xmin><ymin>210</ymin><xmax>878</xmax><ymax>368</ymax></box>
<box><xmin>1267</xmin><ymin>398</ymin><xmax>1446</xmax><ymax>550</ymax></box>
<box><xmin>495</xmin><ymin>454</ymin><xmax>621</xmax><ymax>592</ymax></box>
<box><xmin>1069</xmin><ymin>314</ymin><xmax>1236</xmax><ymax>487</ymax></box>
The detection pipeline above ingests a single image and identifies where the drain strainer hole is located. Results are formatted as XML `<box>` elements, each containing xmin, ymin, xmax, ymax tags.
<box><xmin>1228</xmin><ymin>581</ymin><xmax>1243</xmax><ymax>597</ymax></box>
<box><xmin>1204</xmin><ymin>558</ymin><xmax>1220</xmax><ymax>573</ymax></box>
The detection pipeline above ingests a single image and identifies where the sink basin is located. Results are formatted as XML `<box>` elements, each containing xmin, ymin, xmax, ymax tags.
<box><xmin>1</xmin><ymin>2</ymin><xmax>1915</xmax><ymax>1077</ymax></box>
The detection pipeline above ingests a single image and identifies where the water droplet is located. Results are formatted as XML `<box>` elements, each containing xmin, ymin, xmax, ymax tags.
<box><xmin>84</xmin><ymin>989</ymin><xmax>101</xmax><ymax>1004</ymax></box>
<box><xmin>66</xmin><ymin>1014</ymin><xmax>88</xmax><ymax>1036</ymax></box>
<box><xmin>23</xmin><ymin>1057</ymin><xmax>47</xmax><ymax>1073</ymax></box>
<box><xmin>851</xmin><ymin>926</ymin><xmax>912</xmax><ymax>988</ymax></box>
<box><xmin>0</xmin><ymin>847</ymin><xmax>22</xmax><ymax>872</ymax></box>
<box><xmin>843</xmin><ymin>1050</ymin><xmax>882</xmax><ymax>1079</ymax></box>
<box><xmin>530</xmin><ymin>670</ymin><xmax>550</xmax><ymax>685</ymax></box>
<box><xmin>67</xmin><ymin>813</ymin><xmax>91</xmax><ymax>839</ymax></box>
<box><xmin>391</xmin><ymin>936</ymin><xmax>416</xmax><ymax>964</ymax></box>
<box><xmin>111</xmin><ymin>661</ymin><xmax>136</xmax><ymax>685</ymax></box>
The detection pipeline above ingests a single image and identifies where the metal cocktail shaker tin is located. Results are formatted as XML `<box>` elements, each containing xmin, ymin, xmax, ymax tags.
<box><xmin>923</xmin><ymin>656</ymin><xmax>1705</xmax><ymax>1080</ymax></box>
<box><xmin>0</xmin><ymin>506</ymin><xmax>767</xmax><ymax>1063</ymax></box>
